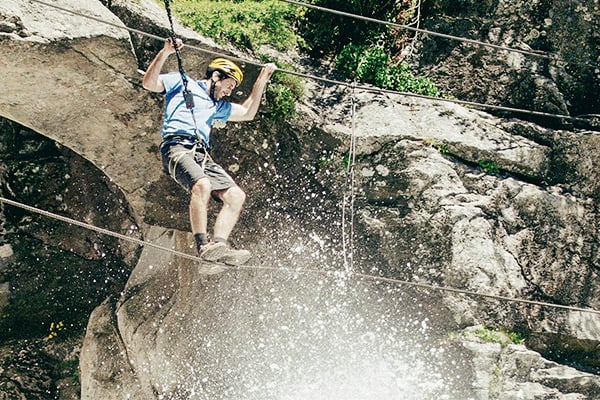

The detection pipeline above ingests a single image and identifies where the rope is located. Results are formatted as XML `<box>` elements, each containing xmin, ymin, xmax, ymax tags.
<box><xmin>163</xmin><ymin>0</ymin><xmax>189</xmax><ymax>95</ymax></box>
<box><xmin>402</xmin><ymin>0</ymin><xmax>422</xmax><ymax>58</ymax></box>
<box><xmin>27</xmin><ymin>0</ymin><xmax>598</xmax><ymax>127</ymax></box>
<box><xmin>165</xmin><ymin>145</ymin><xmax>198</xmax><ymax>182</ymax></box>
<box><xmin>341</xmin><ymin>82</ymin><xmax>358</xmax><ymax>273</ymax></box>
<box><xmin>162</xmin><ymin>0</ymin><xmax>213</xmax><ymax>147</ymax></box>
<box><xmin>348</xmin><ymin>83</ymin><xmax>357</xmax><ymax>273</ymax></box>
<box><xmin>2</xmin><ymin>195</ymin><xmax>599</xmax><ymax>316</ymax></box>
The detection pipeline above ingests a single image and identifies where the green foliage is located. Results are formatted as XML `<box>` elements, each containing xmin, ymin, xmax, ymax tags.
<box><xmin>167</xmin><ymin>0</ymin><xmax>439</xmax><ymax>116</ymax></box>
<box><xmin>474</xmin><ymin>325</ymin><xmax>524</xmax><ymax>347</ymax></box>
<box><xmin>172</xmin><ymin>0</ymin><xmax>305</xmax><ymax>52</ymax></box>
<box><xmin>336</xmin><ymin>44</ymin><xmax>440</xmax><ymax>96</ymax></box>
<box><xmin>298</xmin><ymin>0</ymin><xmax>396</xmax><ymax>56</ymax></box>
<box><xmin>169</xmin><ymin>1</ymin><xmax>306</xmax><ymax>120</ymax></box>
<box><xmin>317</xmin><ymin>154</ymin><xmax>335</xmax><ymax>169</ymax></box>
<box><xmin>59</xmin><ymin>354</ymin><xmax>80</xmax><ymax>383</ymax></box>
<box><xmin>342</xmin><ymin>152</ymin><xmax>352</xmax><ymax>170</ymax></box>
<box><xmin>437</xmin><ymin>143</ymin><xmax>449</xmax><ymax>154</ymax></box>
<box><xmin>478</xmin><ymin>159</ymin><xmax>500</xmax><ymax>174</ymax></box>
<box><xmin>263</xmin><ymin>58</ymin><xmax>305</xmax><ymax>120</ymax></box>
<box><xmin>266</xmin><ymin>84</ymin><xmax>296</xmax><ymax>119</ymax></box>
<box><xmin>423</xmin><ymin>138</ymin><xmax>449</xmax><ymax>154</ymax></box>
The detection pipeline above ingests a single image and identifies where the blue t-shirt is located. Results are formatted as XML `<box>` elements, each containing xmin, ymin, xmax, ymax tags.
<box><xmin>160</xmin><ymin>72</ymin><xmax>232</xmax><ymax>144</ymax></box>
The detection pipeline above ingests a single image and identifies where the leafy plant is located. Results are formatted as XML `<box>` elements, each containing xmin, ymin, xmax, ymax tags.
<box><xmin>262</xmin><ymin>57</ymin><xmax>305</xmax><ymax>120</ymax></box>
<box><xmin>61</xmin><ymin>355</ymin><xmax>80</xmax><ymax>383</ymax></box>
<box><xmin>335</xmin><ymin>43</ymin><xmax>440</xmax><ymax>96</ymax></box>
<box><xmin>317</xmin><ymin>154</ymin><xmax>335</xmax><ymax>169</ymax></box>
<box><xmin>478</xmin><ymin>159</ymin><xmax>500</xmax><ymax>174</ymax></box>
<box><xmin>437</xmin><ymin>143</ymin><xmax>449</xmax><ymax>154</ymax></box>
<box><xmin>168</xmin><ymin>1</ymin><xmax>306</xmax><ymax>120</ymax></box>
<box><xmin>171</xmin><ymin>0</ymin><xmax>305</xmax><ymax>52</ymax></box>
<box><xmin>423</xmin><ymin>138</ymin><xmax>450</xmax><ymax>154</ymax></box>
<box><xmin>167</xmin><ymin>0</ymin><xmax>438</xmax><ymax>118</ymax></box>
<box><xmin>298</xmin><ymin>0</ymin><xmax>397</xmax><ymax>57</ymax></box>
<box><xmin>266</xmin><ymin>84</ymin><xmax>296</xmax><ymax>119</ymax></box>
<box><xmin>474</xmin><ymin>325</ymin><xmax>524</xmax><ymax>347</ymax></box>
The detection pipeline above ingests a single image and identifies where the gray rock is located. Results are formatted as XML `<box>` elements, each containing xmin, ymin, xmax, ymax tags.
<box><xmin>413</xmin><ymin>0</ymin><xmax>600</xmax><ymax>121</ymax></box>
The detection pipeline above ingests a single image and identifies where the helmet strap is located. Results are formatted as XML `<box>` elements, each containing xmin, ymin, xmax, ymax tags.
<box><xmin>208</xmin><ymin>71</ymin><xmax>221</xmax><ymax>102</ymax></box>
<box><xmin>209</xmin><ymin>81</ymin><xmax>217</xmax><ymax>102</ymax></box>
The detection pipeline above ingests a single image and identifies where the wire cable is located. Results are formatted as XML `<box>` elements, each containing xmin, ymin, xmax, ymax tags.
<box><xmin>280</xmin><ymin>0</ymin><xmax>597</xmax><ymax>70</ymax></box>
<box><xmin>2</xmin><ymin>195</ymin><xmax>599</xmax><ymax>316</ymax></box>
<box><xmin>27</xmin><ymin>0</ymin><xmax>597</xmax><ymax>127</ymax></box>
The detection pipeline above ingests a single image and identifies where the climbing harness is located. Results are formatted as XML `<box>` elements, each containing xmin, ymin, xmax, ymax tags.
<box><xmin>161</xmin><ymin>0</ymin><xmax>239</xmax><ymax>180</ymax></box>
<box><xmin>162</xmin><ymin>137</ymin><xmax>211</xmax><ymax>184</ymax></box>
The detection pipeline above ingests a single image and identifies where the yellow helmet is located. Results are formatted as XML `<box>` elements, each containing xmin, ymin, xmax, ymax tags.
<box><xmin>207</xmin><ymin>58</ymin><xmax>244</xmax><ymax>86</ymax></box>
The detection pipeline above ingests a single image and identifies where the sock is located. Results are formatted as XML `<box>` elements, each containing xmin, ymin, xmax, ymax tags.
<box><xmin>194</xmin><ymin>233</ymin><xmax>209</xmax><ymax>254</ymax></box>
<box><xmin>213</xmin><ymin>236</ymin><xmax>228</xmax><ymax>245</ymax></box>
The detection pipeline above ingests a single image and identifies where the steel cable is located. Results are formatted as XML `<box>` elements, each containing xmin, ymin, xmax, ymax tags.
<box><xmin>1</xmin><ymin>196</ymin><xmax>599</xmax><ymax>316</ymax></box>
<box><xmin>26</xmin><ymin>0</ymin><xmax>597</xmax><ymax>126</ymax></box>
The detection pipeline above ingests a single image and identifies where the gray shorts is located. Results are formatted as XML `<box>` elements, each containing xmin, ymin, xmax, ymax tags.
<box><xmin>160</xmin><ymin>139</ymin><xmax>237</xmax><ymax>195</ymax></box>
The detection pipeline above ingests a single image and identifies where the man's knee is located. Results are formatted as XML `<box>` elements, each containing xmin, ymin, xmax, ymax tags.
<box><xmin>190</xmin><ymin>177</ymin><xmax>211</xmax><ymax>197</ymax></box>
<box><xmin>224</xmin><ymin>186</ymin><xmax>246</xmax><ymax>206</ymax></box>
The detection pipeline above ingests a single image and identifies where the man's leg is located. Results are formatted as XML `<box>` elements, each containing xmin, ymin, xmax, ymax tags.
<box><xmin>190</xmin><ymin>177</ymin><xmax>226</xmax><ymax>260</ymax></box>
<box><xmin>213</xmin><ymin>186</ymin><xmax>246</xmax><ymax>241</ymax></box>
<box><xmin>212</xmin><ymin>186</ymin><xmax>251</xmax><ymax>265</ymax></box>
<box><xmin>189</xmin><ymin>177</ymin><xmax>211</xmax><ymax>235</ymax></box>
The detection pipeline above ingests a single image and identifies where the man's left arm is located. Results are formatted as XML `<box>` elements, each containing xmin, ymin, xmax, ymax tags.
<box><xmin>228</xmin><ymin>63</ymin><xmax>277</xmax><ymax>122</ymax></box>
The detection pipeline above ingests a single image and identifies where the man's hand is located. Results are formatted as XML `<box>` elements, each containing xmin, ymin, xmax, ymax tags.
<box><xmin>229</xmin><ymin>63</ymin><xmax>279</xmax><ymax>122</ymax></box>
<box><xmin>258</xmin><ymin>63</ymin><xmax>277</xmax><ymax>82</ymax></box>
<box><xmin>163</xmin><ymin>37</ymin><xmax>184</xmax><ymax>55</ymax></box>
<box><xmin>142</xmin><ymin>38</ymin><xmax>183</xmax><ymax>93</ymax></box>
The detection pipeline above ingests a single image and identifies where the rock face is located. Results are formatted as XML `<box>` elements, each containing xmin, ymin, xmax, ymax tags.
<box><xmin>416</xmin><ymin>0</ymin><xmax>600</xmax><ymax>124</ymax></box>
<box><xmin>0</xmin><ymin>118</ymin><xmax>138</xmax><ymax>398</ymax></box>
<box><xmin>321</xmin><ymin>89</ymin><xmax>600</xmax><ymax>375</ymax></box>
<box><xmin>0</xmin><ymin>0</ymin><xmax>599</xmax><ymax>399</ymax></box>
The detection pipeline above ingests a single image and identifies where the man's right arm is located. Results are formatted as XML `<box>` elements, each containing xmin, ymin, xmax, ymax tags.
<box><xmin>142</xmin><ymin>38</ymin><xmax>182</xmax><ymax>93</ymax></box>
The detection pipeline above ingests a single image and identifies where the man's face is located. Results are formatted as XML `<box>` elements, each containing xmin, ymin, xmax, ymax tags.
<box><xmin>212</xmin><ymin>76</ymin><xmax>237</xmax><ymax>100</ymax></box>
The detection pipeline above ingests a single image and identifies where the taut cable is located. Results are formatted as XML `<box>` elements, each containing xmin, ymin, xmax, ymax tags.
<box><xmin>2</xmin><ymin>196</ymin><xmax>599</xmax><ymax>316</ymax></box>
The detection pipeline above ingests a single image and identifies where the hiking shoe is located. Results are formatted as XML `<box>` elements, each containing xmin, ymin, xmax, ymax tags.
<box><xmin>197</xmin><ymin>263</ymin><xmax>228</xmax><ymax>275</ymax></box>
<box><xmin>199</xmin><ymin>241</ymin><xmax>227</xmax><ymax>262</ymax></box>
<box><xmin>218</xmin><ymin>248</ymin><xmax>251</xmax><ymax>266</ymax></box>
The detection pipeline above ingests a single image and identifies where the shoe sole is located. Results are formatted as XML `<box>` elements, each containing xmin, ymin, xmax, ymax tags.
<box><xmin>200</xmin><ymin>243</ymin><xmax>227</xmax><ymax>262</ymax></box>
<box><xmin>198</xmin><ymin>263</ymin><xmax>228</xmax><ymax>275</ymax></box>
<box><xmin>219</xmin><ymin>251</ymin><xmax>252</xmax><ymax>266</ymax></box>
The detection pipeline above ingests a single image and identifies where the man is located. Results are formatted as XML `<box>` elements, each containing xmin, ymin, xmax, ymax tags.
<box><xmin>143</xmin><ymin>38</ymin><xmax>276</xmax><ymax>265</ymax></box>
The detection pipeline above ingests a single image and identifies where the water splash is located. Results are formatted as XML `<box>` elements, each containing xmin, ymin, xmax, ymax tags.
<box><xmin>157</xmin><ymin>266</ymin><xmax>472</xmax><ymax>400</ymax></box>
